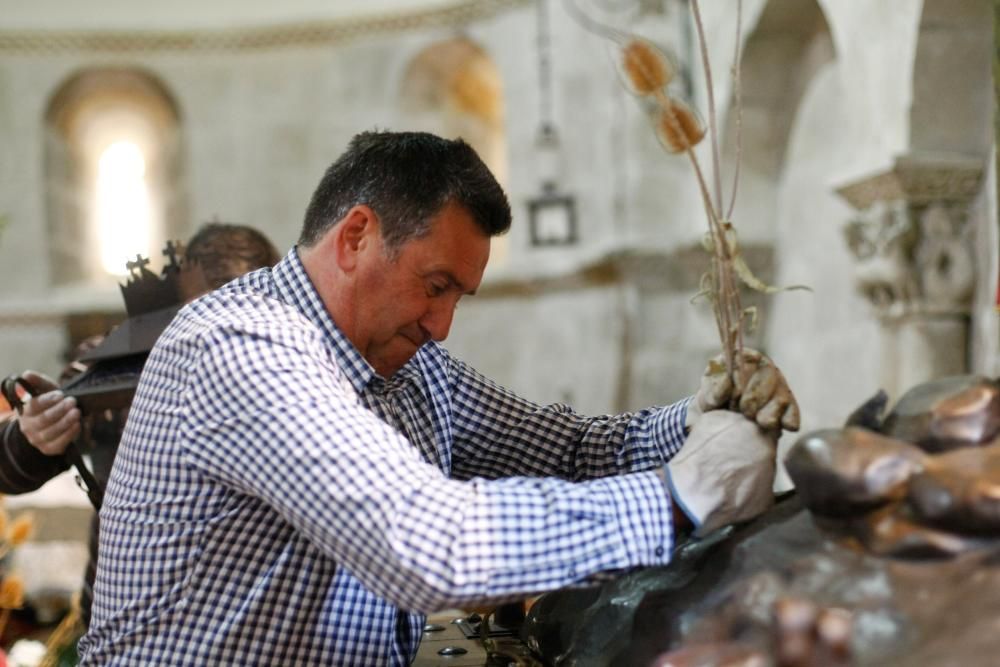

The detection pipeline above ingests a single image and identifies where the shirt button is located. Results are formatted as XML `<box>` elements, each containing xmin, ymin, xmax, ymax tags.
<box><xmin>655</xmin><ymin>546</ymin><xmax>664</xmax><ymax>557</ymax></box>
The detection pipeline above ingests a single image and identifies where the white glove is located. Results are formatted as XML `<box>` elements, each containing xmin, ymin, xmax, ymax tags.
<box><xmin>18</xmin><ymin>371</ymin><xmax>80</xmax><ymax>456</ymax></box>
<box><xmin>688</xmin><ymin>349</ymin><xmax>800</xmax><ymax>433</ymax></box>
<box><xmin>666</xmin><ymin>409</ymin><xmax>778</xmax><ymax>537</ymax></box>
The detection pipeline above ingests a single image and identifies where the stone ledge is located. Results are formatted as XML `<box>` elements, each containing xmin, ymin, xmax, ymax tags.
<box><xmin>478</xmin><ymin>243</ymin><xmax>775</xmax><ymax>298</ymax></box>
<box><xmin>836</xmin><ymin>152</ymin><xmax>985</xmax><ymax>210</ymax></box>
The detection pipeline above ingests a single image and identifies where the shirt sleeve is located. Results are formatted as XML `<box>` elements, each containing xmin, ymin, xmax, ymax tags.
<box><xmin>0</xmin><ymin>417</ymin><xmax>71</xmax><ymax>494</ymax></box>
<box><xmin>446</xmin><ymin>354</ymin><xmax>691</xmax><ymax>482</ymax></box>
<box><xmin>178</xmin><ymin>322</ymin><xmax>678</xmax><ymax>613</ymax></box>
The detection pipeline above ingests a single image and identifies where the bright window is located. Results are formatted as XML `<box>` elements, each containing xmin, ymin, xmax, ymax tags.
<box><xmin>96</xmin><ymin>141</ymin><xmax>153</xmax><ymax>275</ymax></box>
<box><xmin>44</xmin><ymin>68</ymin><xmax>183</xmax><ymax>286</ymax></box>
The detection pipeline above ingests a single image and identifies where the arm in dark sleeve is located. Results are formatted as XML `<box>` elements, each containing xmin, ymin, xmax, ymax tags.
<box><xmin>0</xmin><ymin>417</ymin><xmax>71</xmax><ymax>494</ymax></box>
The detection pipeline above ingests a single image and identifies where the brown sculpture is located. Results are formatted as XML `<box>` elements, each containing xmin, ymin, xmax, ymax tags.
<box><xmin>523</xmin><ymin>375</ymin><xmax>1000</xmax><ymax>666</ymax></box>
<box><xmin>786</xmin><ymin>375</ymin><xmax>1000</xmax><ymax>555</ymax></box>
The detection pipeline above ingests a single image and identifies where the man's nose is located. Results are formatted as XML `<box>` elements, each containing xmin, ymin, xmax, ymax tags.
<box><xmin>420</xmin><ymin>298</ymin><xmax>457</xmax><ymax>342</ymax></box>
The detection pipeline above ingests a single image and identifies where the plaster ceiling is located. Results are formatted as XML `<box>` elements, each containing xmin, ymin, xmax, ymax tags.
<box><xmin>0</xmin><ymin>0</ymin><xmax>459</xmax><ymax>32</ymax></box>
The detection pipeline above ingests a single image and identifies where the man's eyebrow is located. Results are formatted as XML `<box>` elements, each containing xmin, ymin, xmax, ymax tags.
<box><xmin>438</xmin><ymin>271</ymin><xmax>476</xmax><ymax>296</ymax></box>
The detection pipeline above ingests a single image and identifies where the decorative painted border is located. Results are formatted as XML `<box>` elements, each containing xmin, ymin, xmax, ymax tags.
<box><xmin>0</xmin><ymin>0</ymin><xmax>529</xmax><ymax>54</ymax></box>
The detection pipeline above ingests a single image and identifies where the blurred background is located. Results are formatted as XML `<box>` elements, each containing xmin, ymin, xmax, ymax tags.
<box><xmin>0</xmin><ymin>0</ymin><xmax>995</xmax><ymax>651</ymax></box>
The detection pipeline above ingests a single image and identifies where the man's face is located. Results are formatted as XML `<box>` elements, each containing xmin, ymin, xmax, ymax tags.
<box><xmin>351</xmin><ymin>201</ymin><xmax>490</xmax><ymax>377</ymax></box>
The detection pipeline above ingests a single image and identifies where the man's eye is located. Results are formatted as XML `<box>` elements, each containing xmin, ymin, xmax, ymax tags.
<box><xmin>428</xmin><ymin>283</ymin><xmax>448</xmax><ymax>297</ymax></box>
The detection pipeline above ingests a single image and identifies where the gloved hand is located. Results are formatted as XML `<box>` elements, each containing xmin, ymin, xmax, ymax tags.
<box><xmin>687</xmin><ymin>348</ymin><xmax>800</xmax><ymax>433</ymax></box>
<box><xmin>666</xmin><ymin>409</ymin><xmax>778</xmax><ymax>536</ymax></box>
<box><xmin>18</xmin><ymin>371</ymin><xmax>80</xmax><ymax>456</ymax></box>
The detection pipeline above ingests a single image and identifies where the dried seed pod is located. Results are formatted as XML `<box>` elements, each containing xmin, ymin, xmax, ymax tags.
<box><xmin>621</xmin><ymin>39</ymin><xmax>675</xmax><ymax>95</ymax></box>
<box><xmin>654</xmin><ymin>99</ymin><xmax>706</xmax><ymax>153</ymax></box>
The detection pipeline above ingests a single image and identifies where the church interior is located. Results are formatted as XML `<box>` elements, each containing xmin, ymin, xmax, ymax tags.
<box><xmin>0</xmin><ymin>0</ymin><xmax>997</xmax><ymax>664</ymax></box>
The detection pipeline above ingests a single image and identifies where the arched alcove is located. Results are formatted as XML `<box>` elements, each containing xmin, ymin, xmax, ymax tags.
<box><xmin>399</xmin><ymin>38</ymin><xmax>509</xmax><ymax>264</ymax></box>
<box><xmin>400</xmin><ymin>38</ymin><xmax>506</xmax><ymax>180</ymax></box>
<box><xmin>44</xmin><ymin>67</ymin><xmax>186</xmax><ymax>286</ymax></box>
<box><xmin>720</xmin><ymin>0</ymin><xmax>834</xmax><ymax>243</ymax></box>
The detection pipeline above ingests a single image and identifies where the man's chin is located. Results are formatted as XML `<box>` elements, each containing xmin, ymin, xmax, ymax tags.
<box><xmin>373</xmin><ymin>343</ymin><xmax>422</xmax><ymax>377</ymax></box>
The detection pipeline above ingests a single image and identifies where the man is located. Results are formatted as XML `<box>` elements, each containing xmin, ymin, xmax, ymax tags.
<box><xmin>79</xmin><ymin>131</ymin><xmax>798</xmax><ymax>665</ymax></box>
<box><xmin>0</xmin><ymin>222</ymin><xmax>280</xmax><ymax>630</ymax></box>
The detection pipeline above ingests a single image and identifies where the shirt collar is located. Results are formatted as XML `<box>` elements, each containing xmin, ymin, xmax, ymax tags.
<box><xmin>272</xmin><ymin>247</ymin><xmax>379</xmax><ymax>394</ymax></box>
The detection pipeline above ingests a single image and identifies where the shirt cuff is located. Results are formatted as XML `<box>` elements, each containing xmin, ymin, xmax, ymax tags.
<box><xmin>604</xmin><ymin>470</ymin><xmax>675</xmax><ymax>567</ymax></box>
<box><xmin>652</xmin><ymin>396</ymin><xmax>693</xmax><ymax>462</ymax></box>
<box><xmin>459</xmin><ymin>472</ymin><xmax>677</xmax><ymax>598</ymax></box>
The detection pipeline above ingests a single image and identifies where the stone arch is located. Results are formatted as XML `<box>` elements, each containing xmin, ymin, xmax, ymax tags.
<box><xmin>44</xmin><ymin>67</ymin><xmax>186</xmax><ymax>285</ymax></box>
<box><xmin>908</xmin><ymin>0</ymin><xmax>992</xmax><ymax>156</ymax></box>
<box><xmin>399</xmin><ymin>37</ymin><xmax>507</xmax><ymax>185</ymax></box>
<box><xmin>399</xmin><ymin>37</ymin><xmax>508</xmax><ymax>264</ymax></box>
<box><xmin>720</xmin><ymin>0</ymin><xmax>835</xmax><ymax>242</ymax></box>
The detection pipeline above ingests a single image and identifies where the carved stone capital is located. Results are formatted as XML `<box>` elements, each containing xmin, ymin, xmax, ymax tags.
<box><xmin>836</xmin><ymin>152</ymin><xmax>984</xmax><ymax>211</ymax></box>
<box><xmin>837</xmin><ymin>154</ymin><xmax>982</xmax><ymax>320</ymax></box>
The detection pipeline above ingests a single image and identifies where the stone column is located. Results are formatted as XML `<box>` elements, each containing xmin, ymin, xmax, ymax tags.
<box><xmin>836</xmin><ymin>153</ymin><xmax>983</xmax><ymax>398</ymax></box>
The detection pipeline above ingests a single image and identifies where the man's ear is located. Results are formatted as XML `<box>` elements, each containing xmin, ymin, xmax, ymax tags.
<box><xmin>332</xmin><ymin>205</ymin><xmax>379</xmax><ymax>272</ymax></box>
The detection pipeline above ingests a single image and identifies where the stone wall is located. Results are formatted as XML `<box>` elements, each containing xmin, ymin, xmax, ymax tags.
<box><xmin>0</xmin><ymin>0</ymin><xmax>995</xmax><ymax>508</ymax></box>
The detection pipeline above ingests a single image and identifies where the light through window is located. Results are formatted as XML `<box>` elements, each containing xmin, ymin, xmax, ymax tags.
<box><xmin>96</xmin><ymin>140</ymin><xmax>152</xmax><ymax>275</ymax></box>
<box><xmin>45</xmin><ymin>68</ymin><xmax>181</xmax><ymax>286</ymax></box>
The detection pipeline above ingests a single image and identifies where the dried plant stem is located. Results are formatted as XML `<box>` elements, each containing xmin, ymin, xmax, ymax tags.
<box><xmin>570</xmin><ymin>0</ymin><xmax>751</xmax><ymax>397</ymax></box>
<box><xmin>656</xmin><ymin>0</ymin><xmax>744</xmax><ymax>400</ymax></box>
<box><xmin>726</xmin><ymin>0</ymin><xmax>744</xmax><ymax>221</ymax></box>
<box><xmin>706</xmin><ymin>209</ymin><xmax>744</xmax><ymax>392</ymax></box>
<box><xmin>653</xmin><ymin>87</ymin><xmax>743</xmax><ymax>387</ymax></box>
<box><xmin>693</xmin><ymin>172</ymin><xmax>734</xmax><ymax>375</ymax></box>
<box><xmin>689</xmin><ymin>0</ymin><xmax>723</xmax><ymax>215</ymax></box>
<box><xmin>688</xmin><ymin>0</ymin><xmax>749</xmax><ymax>397</ymax></box>
<box><xmin>563</xmin><ymin>0</ymin><xmax>622</xmax><ymax>42</ymax></box>
<box><xmin>653</xmin><ymin>92</ymin><xmax>712</xmax><ymax>203</ymax></box>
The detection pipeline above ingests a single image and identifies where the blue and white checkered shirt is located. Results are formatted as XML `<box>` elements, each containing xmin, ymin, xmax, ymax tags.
<box><xmin>79</xmin><ymin>249</ymin><xmax>690</xmax><ymax>666</ymax></box>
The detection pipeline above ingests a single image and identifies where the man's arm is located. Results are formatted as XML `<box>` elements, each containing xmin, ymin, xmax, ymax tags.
<box><xmin>0</xmin><ymin>416</ymin><xmax>71</xmax><ymax>493</ymax></box>
<box><xmin>443</xmin><ymin>350</ymin><xmax>790</xmax><ymax>538</ymax></box>
<box><xmin>444</xmin><ymin>354</ymin><xmax>690</xmax><ymax>482</ymax></box>
<box><xmin>175</xmin><ymin>323</ymin><xmax>678</xmax><ymax>612</ymax></box>
<box><xmin>0</xmin><ymin>371</ymin><xmax>77</xmax><ymax>494</ymax></box>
